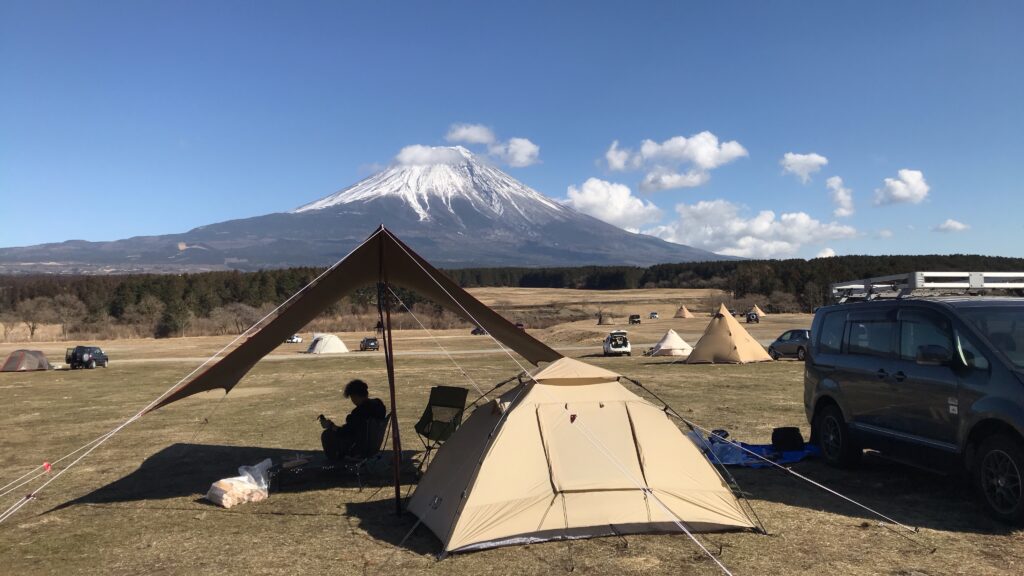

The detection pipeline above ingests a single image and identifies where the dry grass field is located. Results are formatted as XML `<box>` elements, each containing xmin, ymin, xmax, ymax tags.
<box><xmin>1</xmin><ymin>289</ymin><xmax>1021</xmax><ymax>575</ymax></box>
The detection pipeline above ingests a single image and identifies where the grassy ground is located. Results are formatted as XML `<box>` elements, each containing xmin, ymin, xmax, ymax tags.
<box><xmin>1</xmin><ymin>316</ymin><xmax>1022</xmax><ymax>575</ymax></box>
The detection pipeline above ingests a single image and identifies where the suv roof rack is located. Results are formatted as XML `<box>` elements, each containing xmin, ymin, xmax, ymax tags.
<box><xmin>830</xmin><ymin>271</ymin><xmax>1024</xmax><ymax>303</ymax></box>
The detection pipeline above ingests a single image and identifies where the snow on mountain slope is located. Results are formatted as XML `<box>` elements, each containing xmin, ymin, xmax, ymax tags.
<box><xmin>293</xmin><ymin>146</ymin><xmax>567</xmax><ymax>224</ymax></box>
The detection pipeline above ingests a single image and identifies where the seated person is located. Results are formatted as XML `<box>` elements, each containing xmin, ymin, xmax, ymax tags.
<box><xmin>319</xmin><ymin>379</ymin><xmax>387</xmax><ymax>461</ymax></box>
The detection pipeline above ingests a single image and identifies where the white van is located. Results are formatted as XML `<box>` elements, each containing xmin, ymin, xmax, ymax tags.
<box><xmin>602</xmin><ymin>330</ymin><xmax>632</xmax><ymax>356</ymax></box>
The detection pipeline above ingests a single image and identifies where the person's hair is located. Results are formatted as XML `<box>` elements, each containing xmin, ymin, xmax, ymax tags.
<box><xmin>343</xmin><ymin>379</ymin><xmax>369</xmax><ymax>399</ymax></box>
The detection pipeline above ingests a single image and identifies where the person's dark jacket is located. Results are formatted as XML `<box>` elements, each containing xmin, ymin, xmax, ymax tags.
<box><xmin>341</xmin><ymin>397</ymin><xmax>387</xmax><ymax>435</ymax></box>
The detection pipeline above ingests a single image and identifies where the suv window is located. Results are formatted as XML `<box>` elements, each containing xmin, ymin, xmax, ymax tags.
<box><xmin>845</xmin><ymin>316</ymin><xmax>896</xmax><ymax>358</ymax></box>
<box><xmin>956</xmin><ymin>330</ymin><xmax>991</xmax><ymax>371</ymax></box>
<box><xmin>779</xmin><ymin>331</ymin><xmax>792</xmax><ymax>341</ymax></box>
<box><xmin>818</xmin><ymin>311</ymin><xmax>846</xmax><ymax>354</ymax></box>
<box><xmin>899</xmin><ymin>309</ymin><xmax>952</xmax><ymax>362</ymax></box>
<box><xmin>960</xmin><ymin>307</ymin><xmax>1024</xmax><ymax>368</ymax></box>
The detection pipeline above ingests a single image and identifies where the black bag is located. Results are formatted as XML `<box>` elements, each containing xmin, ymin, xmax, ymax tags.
<box><xmin>771</xmin><ymin>427</ymin><xmax>804</xmax><ymax>452</ymax></box>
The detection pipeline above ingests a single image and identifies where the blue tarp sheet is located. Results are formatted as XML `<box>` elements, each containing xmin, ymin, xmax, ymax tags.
<box><xmin>689</xmin><ymin>431</ymin><xmax>821</xmax><ymax>468</ymax></box>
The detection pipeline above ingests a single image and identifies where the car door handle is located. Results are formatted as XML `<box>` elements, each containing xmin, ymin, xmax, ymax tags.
<box><xmin>876</xmin><ymin>369</ymin><xmax>889</xmax><ymax>379</ymax></box>
<box><xmin>893</xmin><ymin>371</ymin><xmax>906</xmax><ymax>383</ymax></box>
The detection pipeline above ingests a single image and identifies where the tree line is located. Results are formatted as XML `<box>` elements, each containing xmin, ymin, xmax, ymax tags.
<box><xmin>2</xmin><ymin>253</ymin><xmax>1023</xmax><ymax>341</ymax></box>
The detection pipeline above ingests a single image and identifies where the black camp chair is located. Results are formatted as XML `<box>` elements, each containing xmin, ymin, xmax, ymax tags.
<box><xmin>414</xmin><ymin>386</ymin><xmax>469</xmax><ymax>474</ymax></box>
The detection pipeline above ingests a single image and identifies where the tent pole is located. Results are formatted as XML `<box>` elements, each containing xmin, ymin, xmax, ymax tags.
<box><xmin>379</xmin><ymin>237</ymin><xmax>403</xmax><ymax>516</ymax></box>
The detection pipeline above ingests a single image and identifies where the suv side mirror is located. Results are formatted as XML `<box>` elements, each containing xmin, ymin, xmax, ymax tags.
<box><xmin>917</xmin><ymin>344</ymin><xmax>953</xmax><ymax>366</ymax></box>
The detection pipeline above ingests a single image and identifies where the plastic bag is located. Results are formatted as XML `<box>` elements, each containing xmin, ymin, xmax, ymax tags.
<box><xmin>206</xmin><ymin>458</ymin><xmax>274</xmax><ymax>508</ymax></box>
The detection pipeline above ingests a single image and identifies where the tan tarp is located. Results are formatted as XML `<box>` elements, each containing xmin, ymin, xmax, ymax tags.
<box><xmin>148</xmin><ymin>227</ymin><xmax>561</xmax><ymax>411</ymax></box>
<box><xmin>750</xmin><ymin>305</ymin><xmax>767</xmax><ymax>317</ymax></box>
<box><xmin>407</xmin><ymin>357</ymin><xmax>754</xmax><ymax>552</ymax></box>
<box><xmin>686</xmin><ymin>304</ymin><xmax>773</xmax><ymax>364</ymax></box>
<box><xmin>673</xmin><ymin>305</ymin><xmax>695</xmax><ymax>319</ymax></box>
<box><xmin>1</xmin><ymin>350</ymin><xmax>52</xmax><ymax>372</ymax></box>
<box><xmin>649</xmin><ymin>329</ymin><xmax>692</xmax><ymax>357</ymax></box>
<box><xmin>305</xmin><ymin>333</ymin><xmax>348</xmax><ymax>354</ymax></box>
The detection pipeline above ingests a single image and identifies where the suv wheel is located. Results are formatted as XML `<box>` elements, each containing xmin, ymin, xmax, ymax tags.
<box><xmin>768</xmin><ymin>347</ymin><xmax>780</xmax><ymax>360</ymax></box>
<box><xmin>975</xmin><ymin>434</ymin><xmax>1024</xmax><ymax>524</ymax></box>
<box><xmin>814</xmin><ymin>404</ymin><xmax>860</xmax><ymax>467</ymax></box>
<box><xmin>796</xmin><ymin>347</ymin><xmax>806</xmax><ymax>361</ymax></box>
<box><xmin>88</xmin><ymin>359</ymin><xmax>96</xmax><ymax>369</ymax></box>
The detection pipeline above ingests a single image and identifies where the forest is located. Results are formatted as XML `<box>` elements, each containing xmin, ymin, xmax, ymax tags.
<box><xmin>2</xmin><ymin>254</ymin><xmax>1023</xmax><ymax>341</ymax></box>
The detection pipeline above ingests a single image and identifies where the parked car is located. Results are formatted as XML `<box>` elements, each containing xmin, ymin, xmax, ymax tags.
<box><xmin>746</xmin><ymin>312</ymin><xmax>760</xmax><ymax>324</ymax></box>
<box><xmin>65</xmin><ymin>346</ymin><xmax>109</xmax><ymax>369</ymax></box>
<box><xmin>768</xmin><ymin>329</ymin><xmax>811</xmax><ymax>360</ymax></box>
<box><xmin>285</xmin><ymin>334</ymin><xmax>303</xmax><ymax>343</ymax></box>
<box><xmin>649</xmin><ymin>312</ymin><xmax>660</xmax><ymax>320</ymax></box>
<box><xmin>471</xmin><ymin>326</ymin><xmax>487</xmax><ymax>335</ymax></box>
<box><xmin>359</xmin><ymin>337</ymin><xmax>379</xmax><ymax>351</ymax></box>
<box><xmin>628</xmin><ymin>314</ymin><xmax>641</xmax><ymax>325</ymax></box>
<box><xmin>515</xmin><ymin>322</ymin><xmax>525</xmax><ymax>331</ymax></box>
<box><xmin>805</xmin><ymin>297</ymin><xmax>1024</xmax><ymax>523</ymax></box>
<box><xmin>603</xmin><ymin>330</ymin><xmax>632</xmax><ymax>356</ymax></box>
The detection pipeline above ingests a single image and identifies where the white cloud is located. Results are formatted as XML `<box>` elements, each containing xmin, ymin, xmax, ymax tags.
<box><xmin>781</xmin><ymin>152</ymin><xmax>829</xmax><ymax>184</ymax></box>
<box><xmin>604</xmin><ymin>131</ymin><xmax>747</xmax><ymax>191</ymax></box>
<box><xmin>395</xmin><ymin>145</ymin><xmax>466</xmax><ymax>166</ymax></box>
<box><xmin>605</xmin><ymin>140</ymin><xmax>635</xmax><ymax>171</ymax></box>
<box><xmin>640</xmin><ymin>169</ymin><xmax>709</xmax><ymax>191</ymax></box>
<box><xmin>816</xmin><ymin>247</ymin><xmax>837</xmax><ymax>258</ymax></box>
<box><xmin>934</xmin><ymin>218</ymin><xmax>969</xmax><ymax>233</ymax></box>
<box><xmin>877</xmin><ymin>228</ymin><xmax>894</xmax><ymax>238</ymax></box>
<box><xmin>489</xmin><ymin>137</ymin><xmax>540</xmax><ymax>167</ymax></box>
<box><xmin>446</xmin><ymin>123</ymin><xmax>496</xmax><ymax>145</ymax></box>
<box><xmin>646</xmin><ymin>199</ymin><xmax>857</xmax><ymax>259</ymax></box>
<box><xmin>826</xmin><ymin>176</ymin><xmax>854</xmax><ymax>218</ymax></box>
<box><xmin>874</xmin><ymin>169</ymin><xmax>930</xmax><ymax>205</ymax></box>
<box><xmin>564</xmin><ymin>178</ymin><xmax>662</xmax><ymax>231</ymax></box>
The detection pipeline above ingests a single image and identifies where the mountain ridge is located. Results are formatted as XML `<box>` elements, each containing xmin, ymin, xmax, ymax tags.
<box><xmin>0</xmin><ymin>147</ymin><xmax>731</xmax><ymax>274</ymax></box>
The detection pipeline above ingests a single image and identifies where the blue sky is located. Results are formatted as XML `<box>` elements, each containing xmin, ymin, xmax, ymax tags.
<box><xmin>2</xmin><ymin>1</ymin><xmax>1021</xmax><ymax>259</ymax></box>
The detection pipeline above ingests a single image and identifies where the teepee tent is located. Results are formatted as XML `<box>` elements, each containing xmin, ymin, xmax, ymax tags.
<box><xmin>750</xmin><ymin>304</ymin><xmax>767</xmax><ymax>317</ymax></box>
<box><xmin>649</xmin><ymin>329</ymin><xmax>693</xmax><ymax>357</ymax></box>
<box><xmin>673</xmin><ymin>305</ymin><xmax>695</xmax><ymax>319</ymax></box>
<box><xmin>686</xmin><ymin>304</ymin><xmax>773</xmax><ymax>364</ymax></box>
<box><xmin>407</xmin><ymin>357</ymin><xmax>755</xmax><ymax>552</ymax></box>
<box><xmin>1</xmin><ymin>350</ymin><xmax>52</xmax><ymax>372</ymax></box>
<box><xmin>305</xmin><ymin>333</ymin><xmax>349</xmax><ymax>354</ymax></box>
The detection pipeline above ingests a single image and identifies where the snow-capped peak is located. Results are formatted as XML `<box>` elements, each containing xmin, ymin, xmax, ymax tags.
<box><xmin>292</xmin><ymin>145</ymin><xmax>567</xmax><ymax>223</ymax></box>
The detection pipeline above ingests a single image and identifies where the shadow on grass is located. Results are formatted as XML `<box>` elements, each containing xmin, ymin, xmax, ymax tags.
<box><xmin>730</xmin><ymin>454</ymin><xmax>1015</xmax><ymax>536</ymax></box>
<box><xmin>49</xmin><ymin>443</ymin><xmax>419</xmax><ymax>512</ymax></box>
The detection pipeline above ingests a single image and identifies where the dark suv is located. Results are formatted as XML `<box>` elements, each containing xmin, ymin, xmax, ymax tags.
<box><xmin>805</xmin><ymin>297</ymin><xmax>1024</xmax><ymax>523</ymax></box>
<box><xmin>66</xmin><ymin>346</ymin><xmax>109</xmax><ymax>369</ymax></box>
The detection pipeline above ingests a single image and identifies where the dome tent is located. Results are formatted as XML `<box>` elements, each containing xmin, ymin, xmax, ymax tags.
<box><xmin>1</xmin><ymin>350</ymin><xmax>52</xmax><ymax>372</ymax></box>
<box><xmin>407</xmin><ymin>357</ymin><xmax>755</xmax><ymax>552</ymax></box>
<box><xmin>305</xmin><ymin>333</ymin><xmax>349</xmax><ymax>354</ymax></box>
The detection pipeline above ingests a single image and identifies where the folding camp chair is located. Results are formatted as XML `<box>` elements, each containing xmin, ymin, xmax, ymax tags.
<box><xmin>342</xmin><ymin>414</ymin><xmax>391</xmax><ymax>491</ymax></box>
<box><xmin>414</xmin><ymin>386</ymin><xmax>469</xmax><ymax>475</ymax></box>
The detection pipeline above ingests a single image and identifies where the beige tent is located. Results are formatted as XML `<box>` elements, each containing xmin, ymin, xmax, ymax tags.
<box><xmin>686</xmin><ymin>304</ymin><xmax>773</xmax><ymax>364</ymax></box>
<box><xmin>673</xmin><ymin>305</ymin><xmax>695</xmax><ymax>319</ymax></box>
<box><xmin>305</xmin><ymin>333</ymin><xmax>348</xmax><ymax>354</ymax></box>
<box><xmin>649</xmin><ymin>329</ymin><xmax>693</xmax><ymax>357</ymax></box>
<box><xmin>750</xmin><ymin>304</ymin><xmax>767</xmax><ymax>317</ymax></box>
<box><xmin>407</xmin><ymin>357</ymin><xmax>755</xmax><ymax>552</ymax></box>
<box><xmin>597</xmin><ymin>313</ymin><xmax>615</xmax><ymax>325</ymax></box>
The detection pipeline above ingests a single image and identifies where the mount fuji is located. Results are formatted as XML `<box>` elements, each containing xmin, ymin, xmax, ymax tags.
<box><xmin>0</xmin><ymin>146</ymin><xmax>727</xmax><ymax>273</ymax></box>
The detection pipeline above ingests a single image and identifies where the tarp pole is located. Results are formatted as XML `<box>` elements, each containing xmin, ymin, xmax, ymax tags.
<box><xmin>379</xmin><ymin>236</ymin><xmax>403</xmax><ymax>515</ymax></box>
